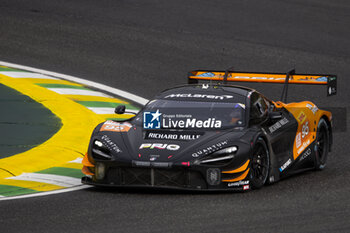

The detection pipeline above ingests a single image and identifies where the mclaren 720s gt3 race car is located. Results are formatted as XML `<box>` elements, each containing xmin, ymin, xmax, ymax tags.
<box><xmin>82</xmin><ymin>69</ymin><xmax>337</xmax><ymax>191</ymax></box>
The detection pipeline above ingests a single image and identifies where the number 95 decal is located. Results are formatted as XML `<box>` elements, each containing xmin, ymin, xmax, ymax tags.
<box><xmin>302</xmin><ymin>121</ymin><xmax>309</xmax><ymax>138</ymax></box>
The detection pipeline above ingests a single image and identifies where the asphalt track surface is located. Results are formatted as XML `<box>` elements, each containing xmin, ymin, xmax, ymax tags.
<box><xmin>0</xmin><ymin>0</ymin><xmax>349</xmax><ymax>232</ymax></box>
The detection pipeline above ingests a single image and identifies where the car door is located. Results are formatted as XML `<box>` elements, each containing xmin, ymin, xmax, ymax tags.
<box><xmin>249</xmin><ymin>92</ymin><xmax>298</xmax><ymax>174</ymax></box>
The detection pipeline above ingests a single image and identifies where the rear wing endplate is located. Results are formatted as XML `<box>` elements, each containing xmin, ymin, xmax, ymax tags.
<box><xmin>188</xmin><ymin>70</ymin><xmax>337</xmax><ymax>97</ymax></box>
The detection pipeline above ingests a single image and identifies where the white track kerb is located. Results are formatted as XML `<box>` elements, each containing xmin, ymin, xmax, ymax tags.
<box><xmin>0</xmin><ymin>61</ymin><xmax>149</xmax><ymax>201</ymax></box>
<box><xmin>0</xmin><ymin>61</ymin><xmax>148</xmax><ymax>105</ymax></box>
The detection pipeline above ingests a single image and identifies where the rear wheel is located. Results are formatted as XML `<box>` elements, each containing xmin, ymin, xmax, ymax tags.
<box><xmin>315</xmin><ymin>118</ymin><xmax>329</xmax><ymax>170</ymax></box>
<box><xmin>249</xmin><ymin>137</ymin><xmax>270</xmax><ymax>189</ymax></box>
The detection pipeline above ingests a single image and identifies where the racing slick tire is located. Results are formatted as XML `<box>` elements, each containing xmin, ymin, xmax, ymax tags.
<box><xmin>249</xmin><ymin>137</ymin><xmax>270</xmax><ymax>189</ymax></box>
<box><xmin>314</xmin><ymin>118</ymin><xmax>329</xmax><ymax>170</ymax></box>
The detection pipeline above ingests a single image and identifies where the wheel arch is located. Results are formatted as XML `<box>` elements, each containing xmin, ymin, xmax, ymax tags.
<box><xmin>251</xmin><ymin>131</ymin><xmax>278</xmax><ymax>184</ymax></box>
<box><xmin>248</xmin><ymin>132</ymin><xmax>270</xmax><ymax>188</ymax></box>
<box><xmin>251</xmin><ymin>132</ymin><xmax>269</xmax><ymax>156</ymax></box>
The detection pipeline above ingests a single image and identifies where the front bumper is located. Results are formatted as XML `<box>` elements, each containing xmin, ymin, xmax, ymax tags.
<box><xmin>81</xmin><ymin>164</ymin><xmax>250</xmax><ymax>191</ymax></box>
<box><xmin>82</xmin><ymin>167</ymin><xmax>207</xmax><ymax>189</ymax></box>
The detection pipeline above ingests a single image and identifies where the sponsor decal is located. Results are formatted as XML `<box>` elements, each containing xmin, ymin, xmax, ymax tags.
<box><xmin>100</xmin><ymin>121</ymin><xmax>132</xmax><ymax>132</ymax></box>
<box><xmin>164</xmin><ymin>93</ymin><xmax>233</xmax><ymax>100</ymax></box>
<box><xmin>299</xmin><ymin>148</ymin><xmax>311</xmax><ymax>162</ymax></box>
<box><xmin>145</xmin><ymin>130</ymin><xmax>203</xmax><ymax>141</ymax></box>
<box><xmin>297</xmin><ymin>139</ymin><xmax>311</xmax><ymax>155</ymax></box>
<box><xmin>297</xmin><ymin>111</ymin><xmax>306</xmax><ymax>124</ymax></box>
<box><xmin>328</xmin><ymin>86</ymin><xmax>336</xmax><ymax>95</ymax></box>
<box><xmin>296</xmin><ymin>132</ymin><xmax>301</xmax><ymax>148</ymax></box>
<box><xmin>152</xmin><ymin>162</ymin><xmax>172</xmax><ymax>168</ymax></box>
<box><xmin>306</xmin><ymin>103</ymin><xmax>319</xmax><ymax>115</ymax></box>
<box><xmin>316</xmin><ymin>76</ymin><xmax>328</xmax><ymax>82</ymax></box>
<box><xmin>302</xmin><ymin>121</ymin><xmax>309</xmax><ymax>138</ymax></box>
<box><xmin>195</xmin><ymin>74</ymin><xmax>327</xmax><ymax>83</ymax></box>
<box><xmin>243</xmin><ymin>185</ymin><xmax>250</xmax><ymax>190</ymax></box>
<box><xmin>227</xmin><ymin>180</ymin><xmax>249</xmax><ymax>187</ymax></box>
<box><xmin>149</xmin><ymin>154</ymin><xmax>160</xmax><ymax>161</ymax></box>
<box><xmin>329</xmin><ymin>76</ymin><xmax>336</xmax><ymax>81</ymax></box>
<box><xmin>163</xmin><ymin>117</ymin><xmax>222</xmax><ymax>129</ymax></box>
<box><xmin>101</xmin><ymin>135</ymin><xmax>122</xmax><ymax>153</ymax></box>
<box><xmin>132</xmin><ymin>161</ymin><xmax>172</xmax><ymax>168</ymax></box>
<box><xmin>230</xmin><ymin>76</ymin><xmax>286</xmax><ymax>81</ymax></box>
<box><xmin>295</xmin><ymin>121</ymin><xmax>311</xmax><ymax>155</ymax></box>
<box><xmin>139</xmin><ymin>143</ymin><xmax>180</xmax><ymax>151</ymax></box>
<box><xmin>268</xmin><ymin>118</ymin><xmax>289</xmax><ymax>133</ymax></box>
<box><xmin>196</xmin><ymin>72</ymin><xmax>215</xmax><ymax>77</ymax></box>
<box><xmin>192</xmin><ymin>140</ymin><xmax>228</xmax><ymax>157</ymax></box>
<box><xmin>143</xmin><ymin>110</ymin><xmax>162</xmax><ymax>129</ymax></box>
<box><xmin>133</xmin><ymin>161</ymin><xmax>150</xmax><ymax>167</ymax></box>
<box><xmin>279</xmin><ymin>158</ymin><xmax>292</xmax><ymax>172</ymax></box>
<box><xmin>146</xmin><ymin>132</ymin><xmax>177</xmax><ymax>140</ymax></box>
<box><xmin>143</xmin><ymin>109</ymin><xmax>222</xmax><ymax>129</ymax></box>
<box><xmin>163</xmin><ymin>114</ymin><xmax>193</xmax><ymax>118</ymax></box>
<box><xmin>202</xmin><ymin>84</ymin><xmax>209</xmax><ymax>89</ymax></box>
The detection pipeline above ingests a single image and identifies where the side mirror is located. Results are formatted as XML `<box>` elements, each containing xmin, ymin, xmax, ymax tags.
<box><xmin>269</xmin><ymin>111</ymin><xmax>282</xmax><ymax>120</ymax></box>
<box><xmin>115</xmin><ymin>105</ymin><xmax>126</xmax><ymax>114</ymax></box>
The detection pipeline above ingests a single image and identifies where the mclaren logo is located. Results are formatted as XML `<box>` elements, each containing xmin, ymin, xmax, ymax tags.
<box><xmin>164</xmin><ymin>93</ymin><xmax>233</xmax><ymax>100</ymax></box>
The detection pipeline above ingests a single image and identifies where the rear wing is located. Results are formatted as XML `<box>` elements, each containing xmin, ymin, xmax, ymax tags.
<box><xmin>188</xmin><ymin>69</ymin><xmax>337</xmax><ymax>101</ymax></box>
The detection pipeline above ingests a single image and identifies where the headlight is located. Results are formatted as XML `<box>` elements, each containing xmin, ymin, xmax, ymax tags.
<box><xmin>212</xmin><ymin>146</ymin><xmax>237</xmax><ymax>155</ymax></box>
<box><xmin>91</xmin><ymin>140</ymin><xmax>112</xmax><ymax>160</ymax></box>
<box><xmin>199</xmin><ymin>146</ymin><xmax>238</xmax><ymax>165</ymax></box>
<box><xmin>94</xmin><ymin>140</ymin><xmax>103</xmax><ymax>147</ymax></box>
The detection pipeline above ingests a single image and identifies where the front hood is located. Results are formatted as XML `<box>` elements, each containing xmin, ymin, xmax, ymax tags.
<box><xmin>93</xmin><ymin>122</ymin><xmax>250</xmax><ymax>163</ymax></box>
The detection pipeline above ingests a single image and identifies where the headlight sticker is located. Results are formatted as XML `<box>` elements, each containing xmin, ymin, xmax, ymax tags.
<box><xmin>100</xmin><ymin>120</ymin><xmax>132</xmax><ymax>132</ymax></box>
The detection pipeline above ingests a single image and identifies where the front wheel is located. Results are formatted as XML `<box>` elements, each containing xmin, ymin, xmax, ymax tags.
<box><xmin>249</xmin><ymin>137</ymin><xmax>270</xmax><ymax>189</ymax></box>
<box><xmin>315</xmin><ymin>118</ymin><xmax>329</xmax><ymax>170</ymax></box>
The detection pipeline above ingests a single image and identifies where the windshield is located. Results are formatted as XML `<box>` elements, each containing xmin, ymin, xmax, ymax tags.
<box><xmin>133</xmin><ymin>99</ymin><xmax>246</xmax><ymax>130</ymax></box>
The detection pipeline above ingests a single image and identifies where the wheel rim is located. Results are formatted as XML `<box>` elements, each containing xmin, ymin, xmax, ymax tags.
<box><xmin>251</xmin><ymin>143</ymin><xmax>269</xmax><ymax>184</ymax></box>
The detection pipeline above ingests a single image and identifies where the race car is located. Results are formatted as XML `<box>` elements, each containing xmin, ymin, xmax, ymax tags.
<box><xmin>81</xmin><ymin>69</ymin><xmax>336</xmax><ymax>191</ymax></box>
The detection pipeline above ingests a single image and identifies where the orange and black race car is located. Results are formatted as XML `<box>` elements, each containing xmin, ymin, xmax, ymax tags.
<box><xmin>82</xmin><ymin>69</ymin><xmax>336</xmax><ymax>191</ymax></box>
